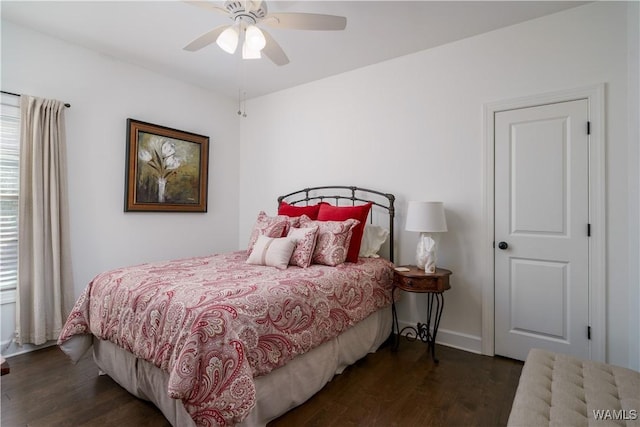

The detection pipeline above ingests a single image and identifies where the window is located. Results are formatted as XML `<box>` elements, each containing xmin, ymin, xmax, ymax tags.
<box><xmin>0</xmin><ymin>94</ymin><xmax>20</xmax><ymax>304</ymax></box>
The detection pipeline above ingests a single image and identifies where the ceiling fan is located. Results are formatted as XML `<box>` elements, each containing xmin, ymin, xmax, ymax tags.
<box><xmin>183</xmin><ymin>0</ymin><xmax>347</xmax><ymax>66</ymax></box>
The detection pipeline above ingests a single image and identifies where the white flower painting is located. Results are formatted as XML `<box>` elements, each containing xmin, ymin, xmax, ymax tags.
<box><xmin>135</xmin><ymin>133</ymin><xmax>201</xmax><ymax>204</ymax></box>
<box><xmin>125</xmin><ymin>119</ymin><xmax>209</xmax><ymax>212</ymax></box>
<box><xmin>137</xmin><ymin>136</ymin><xmax>183</xmax><ymax>203</ymax></box>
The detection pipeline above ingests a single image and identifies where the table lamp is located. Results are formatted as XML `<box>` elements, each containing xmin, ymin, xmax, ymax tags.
<box><xmin>405</xmin><ymin>201</ymin><xmax>448</xmax><ymax>273</ymax></box>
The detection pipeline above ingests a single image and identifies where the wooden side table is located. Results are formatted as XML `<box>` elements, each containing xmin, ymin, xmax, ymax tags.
<box><xmin>391</xmin><ymin>266</ymin><xmax>452</xmax><ymax>363</ymax></box>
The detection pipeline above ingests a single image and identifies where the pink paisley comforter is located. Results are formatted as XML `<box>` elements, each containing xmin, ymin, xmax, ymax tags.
<box><xmin>58</xmin><ymin>251</ymin><xmax>393</xmax><ymax>426</ymax></box>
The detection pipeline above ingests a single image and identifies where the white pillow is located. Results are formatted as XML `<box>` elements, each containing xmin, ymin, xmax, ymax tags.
<box><xmin>246</xmin><ymin>235</ymin><xmax>296</xmax><ymax>270</ymax></box>
<box><xmin>358</xmin><ymin>224</ymin><xmax>390</xmax><ymax>258</ymax></box>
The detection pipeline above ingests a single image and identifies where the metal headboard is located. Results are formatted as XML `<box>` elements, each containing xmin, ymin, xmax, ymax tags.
<box><xmin>277</xmin><ymin>186</ymin><xmax>396</xmax><ymax>263</ymax></box>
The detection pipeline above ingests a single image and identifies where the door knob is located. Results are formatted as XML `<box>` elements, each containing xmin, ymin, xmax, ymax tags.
<box><xmin>498</xmin><ymin>241</ymin><xmax>509</xmax><ymax>250</ymax></box>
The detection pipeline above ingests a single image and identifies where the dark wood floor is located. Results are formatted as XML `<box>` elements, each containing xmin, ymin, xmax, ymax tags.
<box><xmin>1</xmin><ymin>340</ymin><xmax>522</xmax><ymax>427</ymax></box>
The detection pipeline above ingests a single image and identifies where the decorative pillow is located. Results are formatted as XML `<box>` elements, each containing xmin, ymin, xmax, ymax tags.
<box><xmin>247</xmin><ymin>211</ymin><xmax>290</xmax><ymax>255</ymax></box>
<box><xmin>317</xmin><ymin>202</ymin><xmax>372</xmax><ymax>263</ymax></box>
<box><xmin>246</xmin><ymin>235</ymin><xmax>296</xmax><ymax>270</ymax></box>
<box><xmin>278</xmin><ymin>201</ymin><xmax>323</xmax><ymax>220</ymax></box>
<box><xmin>359</xmin><ymin>224</ymin><xmax>390</xmax><ymax>258</ymax></box>
<box><xmin>300</xmin><ymin>216</ymin><xmax>359</xmax><ymax>266</ymax></box>
<box><xmin>287</xmin><ymin>226</ymin><xmax>319</xmax><ymax>268</ymax></box>
<box><xmin>284</xmin><ymin>216</ymin><xmax>301</xmax><ymax>236</ymax></box>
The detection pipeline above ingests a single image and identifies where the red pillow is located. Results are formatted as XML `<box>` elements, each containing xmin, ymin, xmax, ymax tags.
<box><xmin>317</xmin><ymin>202</ymin><xmax>372</xmax><ymax>263</ymax></box>
<box><xmin>278</xmin><ymin>201</ymin><xmax>322</xmax><ymax>220</ymax></box>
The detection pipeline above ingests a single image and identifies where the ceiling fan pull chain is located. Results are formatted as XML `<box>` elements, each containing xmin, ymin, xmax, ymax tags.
<box><xmin>237</xmin><ymin>89</ymin><xmax>247</xmax><ymax>118</ymax></box>
<box><xmin>242</xmin><ymin>91</ymin><xmax>247</xmax><ymax>117</ymax></box>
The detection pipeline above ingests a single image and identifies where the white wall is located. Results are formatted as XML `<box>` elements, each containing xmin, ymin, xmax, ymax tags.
<box><xmin>0</xmin><ymin>21</ymin><xmax>241</xmax><ymax>355</ymax></box>
<box><xmin>239</xmin><ymin>2</ymin><xmax>640</xmax><ymax>368</ymax></box>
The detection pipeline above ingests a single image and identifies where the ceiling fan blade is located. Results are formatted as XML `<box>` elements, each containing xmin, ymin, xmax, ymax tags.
<box><xmin>184</xmin><ymin>25</ymin><xmax>228</xmax><ymax>51</ymax></box>
<box><xmin>182</xmin><ymin>0</ymin><xmax>227</xmax><ymax>15</ymax></box>
<box><xmin>264</xmin><ymin>13</ymin><xmax>346</xmax><ymax>31</ymax></box>
<box><xmin>251</xmin><ymin>0</ymin><xmax>264</xmax><ymax>13</ymax></box>
<box><xmin>261</xmin><ymin>30</ymin><xmax>289</xmax><ymax>66</ymax></box>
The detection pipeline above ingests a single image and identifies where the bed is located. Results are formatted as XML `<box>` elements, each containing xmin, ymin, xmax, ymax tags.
<box><xmin>58</xmin><ymin>186</ymin><xmax>396</xmax><ymax>427</ymax></box>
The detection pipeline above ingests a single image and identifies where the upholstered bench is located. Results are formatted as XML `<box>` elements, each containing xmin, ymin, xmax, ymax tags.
<box><xmin>508</xmin><ymin>348</ymin><xmax>639</xmax><ymax>426</ymax></box>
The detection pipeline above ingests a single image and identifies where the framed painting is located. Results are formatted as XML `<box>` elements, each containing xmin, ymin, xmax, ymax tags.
<box><xmin>125</xmin><ymin>119</ymin><xmax>209</xmax><ymax>212</ymax></box>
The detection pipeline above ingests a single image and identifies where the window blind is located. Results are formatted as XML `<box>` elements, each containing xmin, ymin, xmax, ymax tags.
<box><xmin>0</xmin><ymin>95</ymin><xmax>20</xmax><ymax>300</ymax></box>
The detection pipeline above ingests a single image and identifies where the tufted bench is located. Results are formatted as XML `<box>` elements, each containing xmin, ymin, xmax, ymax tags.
<box><xmin>508</xmin><ymin>349</ymin><xmax>640</xmax><ymax>426</ymax></box>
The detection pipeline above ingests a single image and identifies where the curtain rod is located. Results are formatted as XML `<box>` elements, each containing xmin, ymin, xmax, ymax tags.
<box><xmin>1</xmin><ymin>90</ymin><xmax>71</xmax><ymax>108</ymax></box>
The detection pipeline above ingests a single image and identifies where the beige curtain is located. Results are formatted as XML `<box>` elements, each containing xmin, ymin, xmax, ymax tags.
<box><xmin>16</xmin><ymin>95</ymin><xmax>74</xmax><ymax>346</ymax></box>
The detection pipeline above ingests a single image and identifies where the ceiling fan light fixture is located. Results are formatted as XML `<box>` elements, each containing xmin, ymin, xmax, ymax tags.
<box><xmin>242</xmin><ymin>41</ymin><xmax>262</xmax><ymax>59</ymax></box>
<box><xmin>216</xmin><ymin>25</ymin><xmax>239</xmax><ymax>54</ymax></box>
<box><xmin>184</xmin><ymin>0</ymin><xmax>347</xmax><ymax>66</ymax></box>
<box><xmin>244</xmin><ymin>24</ymin><xmax>266</xmax><ymax>51</ymax></box>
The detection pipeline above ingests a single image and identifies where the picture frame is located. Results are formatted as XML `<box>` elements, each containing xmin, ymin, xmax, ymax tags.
<box><xmin>125</xmin><ymin>119</ymin><xmax>209</xmax><ymax>212</ymax></box>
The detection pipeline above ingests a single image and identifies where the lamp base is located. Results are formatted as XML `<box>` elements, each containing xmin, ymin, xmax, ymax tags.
<box><xmin>416</xmin><ymin>233</ymin><xmax>437</xmax><ymax>273</ymax></box>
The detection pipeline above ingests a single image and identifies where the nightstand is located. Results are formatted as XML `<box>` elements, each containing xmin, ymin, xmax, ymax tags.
<box><xmin>391</xmin><ymin>266</ymin><xmax>452</xmax><ymax>363</ymax></box>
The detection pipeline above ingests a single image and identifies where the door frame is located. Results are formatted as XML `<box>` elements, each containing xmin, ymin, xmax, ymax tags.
<box><xmin>482</xmin><ymin>84</ymin><xmax>606</xmax><ymax>362</ymax></box>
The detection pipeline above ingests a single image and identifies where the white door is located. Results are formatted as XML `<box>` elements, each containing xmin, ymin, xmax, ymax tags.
<box><xmin>494</xmin><ymin>99</ymin><xmax>590</xmax><ymax>361</ymax></box>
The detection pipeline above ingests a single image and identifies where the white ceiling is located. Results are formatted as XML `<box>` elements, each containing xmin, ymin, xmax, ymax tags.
<box><xmin>1</xmin><ymin>1</ymin><xmax>586</xmax><ymax>99</ymax></box>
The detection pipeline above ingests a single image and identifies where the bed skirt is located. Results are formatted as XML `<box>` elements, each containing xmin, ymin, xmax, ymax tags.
<box><xmin>90</xmin><ymin>306</ymin><xmax>392</xmax><ymax>427</ymax></box>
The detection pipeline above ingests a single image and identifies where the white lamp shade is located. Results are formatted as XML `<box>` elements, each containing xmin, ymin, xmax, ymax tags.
<box><xmin>405</xmin><ymin>201</ymin><xmax>448</xmax><ymax>232</ymax></box>
<box><xmin>242</xmin><ymin>42</ymin><xmax>262</xmax><ymax>59</ymax></box>
<box><xmin>245</xmin><ymin>25</ymin><xmax>266</xmax><ymax>50</ymax></box>
<box><xmin>216</xmin><ymin>26</ymin><xmax>239</xmax><ymax>54</ymax></box>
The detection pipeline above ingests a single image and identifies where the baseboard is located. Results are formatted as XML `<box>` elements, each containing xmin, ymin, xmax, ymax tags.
<box><xmin>397</xmin><ymin>320</ymin><xmax>483</xmax><ymax>355</ymax></box>
<box><xmin>1</xmin><ymin>339</ymin><xmax>57</xmax><ymax>358</ymax></box>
